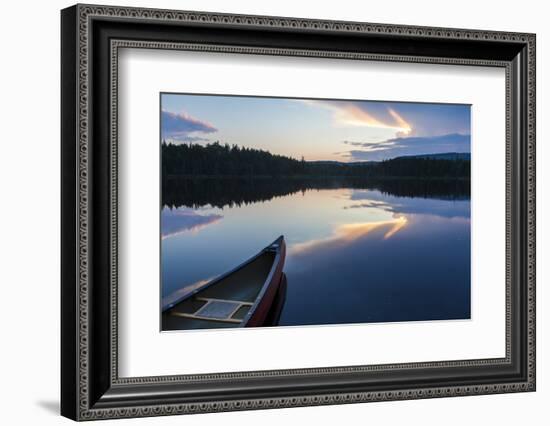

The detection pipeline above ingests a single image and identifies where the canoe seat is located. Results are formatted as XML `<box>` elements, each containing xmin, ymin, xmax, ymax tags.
<box><xmin>196</xmin><ymin>300</ymin><xmax>241</xmax><ymax>320</ymax></box>
<box><xmin>170</xmin><ymin>297</ymin><xmax>253</xmax><ymax>324</ymax></box>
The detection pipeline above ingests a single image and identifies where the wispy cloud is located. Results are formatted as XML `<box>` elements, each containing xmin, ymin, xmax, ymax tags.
<box><xmin>300</xmin><ymin>100</ymin><xmax>413</xmax><ymax>135</ymax></box>
<box><xmin>342</xmin><ymin>133</ymin><xmax>470</xmax><ymax>161</ymax></box>
<box><xmin>161</xmin><ymin>110</ymin><xmax>218</xmax><ymax>143</ymax></box>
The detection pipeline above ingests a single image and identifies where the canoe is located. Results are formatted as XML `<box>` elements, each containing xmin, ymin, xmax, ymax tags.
<box><xmin>262</xmin><ymin>273</ymin><xmax>287</xmax><ymax>327</ymax></box>
<box><xmin>162</xmin><ymin>236</ymin><xmax>286</xmax><ymax>330</ymax></box>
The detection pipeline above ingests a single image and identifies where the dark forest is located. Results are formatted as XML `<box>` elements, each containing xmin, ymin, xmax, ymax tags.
<box><xmin>162</xmin><ymin>142</ymin><xmax>470</xmax><ymax>179</ymax></box>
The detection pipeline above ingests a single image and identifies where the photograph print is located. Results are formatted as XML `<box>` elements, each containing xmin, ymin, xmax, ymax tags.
<box><xmin>160</xmin><ymin>93</ymin><xmax>471</xmax><ymax>331</ymax></box>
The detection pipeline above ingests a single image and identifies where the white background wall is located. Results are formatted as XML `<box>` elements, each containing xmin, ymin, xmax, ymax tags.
<box><xmin>0</xmin><ymin>0</ymin><xmax>547</xmax><ymax>424</ymax></box>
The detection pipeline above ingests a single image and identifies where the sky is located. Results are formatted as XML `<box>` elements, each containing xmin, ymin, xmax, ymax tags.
<box><xmin>161</xmin><ymin>93</ymin><xmax>471</xmax><ymax>162</ymax></box>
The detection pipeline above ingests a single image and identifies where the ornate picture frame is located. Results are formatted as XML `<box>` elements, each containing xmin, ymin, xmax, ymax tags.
<box><xmin>61</xmin><ymin>4</ymin><xmax>535</xmax><ymax>421</ymax></box>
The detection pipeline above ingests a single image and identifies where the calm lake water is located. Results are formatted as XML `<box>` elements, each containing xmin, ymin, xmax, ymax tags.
<box><xmin>161</xmin><ymin>178</ymin><xmax>471</xmax><ymax>326</ymax></box>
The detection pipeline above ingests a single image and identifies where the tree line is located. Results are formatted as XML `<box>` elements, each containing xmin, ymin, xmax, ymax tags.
<box><xmin>162</xmin><ymin>142</ymin><xmax>470</xmax><ymax>179</ymax></box>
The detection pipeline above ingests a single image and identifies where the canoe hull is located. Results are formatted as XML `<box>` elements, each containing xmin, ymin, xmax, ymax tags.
<box><xmin>263</xmin><ymin>273</ymin><xmax>287</xmax><ymax>327</ymax></box>
<box><xmin>244</xmin><ymin>239</ymin><xmax>286</xmax><ymax>327</ymax></box>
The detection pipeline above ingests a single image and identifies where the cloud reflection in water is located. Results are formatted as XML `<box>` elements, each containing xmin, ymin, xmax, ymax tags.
<box><xmin>290</xmin><ymin>216</ymin><xmax>408</xmax><ymax>256</ymax></box>
<box><xmin>161</xmin><ymin>207</ymin><xmax>222</xmax><ymax>239</ymax></box>
<box><xmin>279</xmin><ymin>189</ymin><xmax>470</xmax><ymax>326</ymax></box>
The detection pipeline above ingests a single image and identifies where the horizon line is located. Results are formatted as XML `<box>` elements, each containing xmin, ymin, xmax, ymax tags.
<box><xmin>161</xmin><ymin>141</ymin><xmax>471</xmax><ymax>163</ymax></box>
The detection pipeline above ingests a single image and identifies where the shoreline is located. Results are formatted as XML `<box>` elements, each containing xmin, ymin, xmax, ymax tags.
<box><xmin>165</xmin><ymin>174</ymin><xmax>471</xmax><ymax>181</ymax></box>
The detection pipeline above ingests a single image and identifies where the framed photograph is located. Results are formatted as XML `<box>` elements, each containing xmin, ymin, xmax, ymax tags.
<box><xmin>61</xmin><ymin>4</ymin><xmax>536</xmax><ymax>421</ymax></box>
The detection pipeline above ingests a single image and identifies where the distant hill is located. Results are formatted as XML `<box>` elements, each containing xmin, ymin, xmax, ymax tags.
<box><xmin>309</xmin><ymin>153</ymin><xmax>470</xmax><ymax>166</ymax></box>
<box><xmin>393</xmin><ymin>152</ymin><xmax>471</xmax><ymax>161</ymax></box>
<box><xmin>308</xmin><ymin>160</ymin><xmax>378</xmax><ymax>167</ymax></box>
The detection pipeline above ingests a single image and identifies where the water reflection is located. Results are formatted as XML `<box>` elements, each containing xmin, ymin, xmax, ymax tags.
<box><xmin>163</xmin><ymin>176</ymin><xmax>469</xmax><ymax>209</ymax></box>
<box><xmin>161</xmin><ymin>207</ymin><xmax>222</xmax><ymax>239</ymax></box>
<box><xmin>161</xmin><ymin>178</ymin><xmax>470</xmax><ymax>326</ymax></box>
<box><xmin>291</xmin><ymin>217</ymin><xmax>408</xmax><ymax>255</ymax></box>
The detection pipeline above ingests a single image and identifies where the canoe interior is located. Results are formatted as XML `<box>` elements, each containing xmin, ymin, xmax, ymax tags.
<box><xmin>162</xmin><ymin>250</ymin><xmax>276</xmax><ymax>330</ymax></box>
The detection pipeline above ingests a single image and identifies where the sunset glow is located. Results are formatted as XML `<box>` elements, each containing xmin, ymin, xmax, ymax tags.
<box><xmin>161</xmin><ymin>94</ymin><xmax>470</xmax><ymax>162</ymax></box>
<box><xmin>334</xmin><ymin>104</ymin><xmax>413</xmax><ymax>134</ymax></box>
<box><xmin>290</xmin><ymin>216</ymin><xmax>408</xmax><ymax>255</ymax></box>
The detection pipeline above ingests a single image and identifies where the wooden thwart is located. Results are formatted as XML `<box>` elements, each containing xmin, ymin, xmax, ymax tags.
<box><xmin>170</xmin><ymin>312</ymin><xmax>242</xmax><ymax>324</ymax></box>
<box><xmin>170</xmin><ymin>297</ymin><xmax>253</xmax><ymax>324</ymax></box>
<box><xmin>195</xmin><ymin>297</ymin><xmax>253</xmax><ymax>306</ymax></box>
